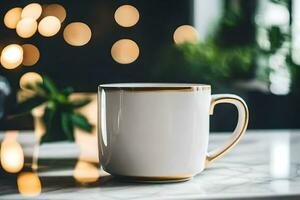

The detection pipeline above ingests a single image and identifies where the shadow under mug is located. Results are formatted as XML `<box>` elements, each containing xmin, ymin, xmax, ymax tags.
<box><xmin>98</xmin><ymin>83</ymin><xmax>249</xmax><ymax>182</ymax></box>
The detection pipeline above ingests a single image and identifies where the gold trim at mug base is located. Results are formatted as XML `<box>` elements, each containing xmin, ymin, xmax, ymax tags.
<box><xmin>112</xmin><ymin>174</ymin><xmax>194</xmax><ymax>183</ymax></box>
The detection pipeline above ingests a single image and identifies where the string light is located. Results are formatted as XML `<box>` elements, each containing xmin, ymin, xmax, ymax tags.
<box><xmin>63</xmin><ymin>22</ymin><xmax>92</xmax><ymax>46</ymax></box>
<box><xmin>111</xmin><ymin>39</ymin><xmax>139</xmax><ymax>64</ymax></box>
<box><xmin>0</xmin><ymin>44</ymin><xmax>23</xmax><ymax>69</ymax></box>
<box><xmin>16</xmin><ymin>18</ymin><xmax>37</xmax><ymax>38</ymax></box>
<box><xmin>22</xmin><ymin>44</ymin><xmax>40</xmax><ymax>66</ymax></box>
<box><xmin>21</xmin><ymin>3</ymin><xmax>42</xmax><ymax>20</ymax></box>
<box><xmin>114</xmin><ymin>5</ymin><xmax>139</xmax><ymax>27</ymax></box>
<box><xmin>38</xmin><ymin>16</ymin><xmax>61</xmax><ymax>37</ymax></box>
<box><xmin>4</xmin><ymin>7</ymin><xmax>22</xmax><ymax>29</ymax></box>
<box><xmin>42</xmin><ymin>4</ymin><xmax>67</xmax><ymax>23</ymax></box>
<box><xmin>173</xmin><ymin>25</ymin><xmax>199</xmax><ymax>44</ymax></box>
<box><xmin>19</xmin><ymin>72</ymin><xmax>43</xmax><ymax>90</ymax></box>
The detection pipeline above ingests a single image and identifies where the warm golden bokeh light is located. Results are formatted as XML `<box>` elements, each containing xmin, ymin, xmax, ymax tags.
<box><xmin>42</xmin><ymin>4</ymin><xmax>67</xmax><ymax>23</ymax></box>
<box><xmin>21</xmin><ymin>3</ymin><xmax>42</xmax><ymax>20</ymax></box>
<box><xmin>173</xmin><ymin>25</ymin><xmax>199</xmax><ymax>44</ymax></box>
<box><xmin>114</xmin><ymin>5</ymin><xmax>139</xmax><ymax>27</ymax></box>
<box><xmin>16</xmin><ymin>18</ymin><xmax>37</xmax><ymax>38</ymax></box>
<box><xmin>4</xmin><ymin>7</ymin><xmax>22</xmax><ymax>29</ymax></box>
<box><xmin>17</xmin><ymin>172</ymin><xmax>42</xmax><ymax>197</ymax></box>
<box><xmin>0</xmin><ymin>44</ymin><xmax>23</xmax><ymax>69</ymax></box>
<box><xmin>19</xmin><ymin>72</ymin><xmax>43</xmax><ymax>90</ymax></box>
<box><xmin>0</xmin><ymin>139</ymin><xmax>24</xmax><ymax>173</ymax></box>
<box><xmin>73</xmin><ymin>160</ymin><xmax>100</xmax><ymax>184</ymax></box>
<box><xmin>63</xmin><ymin>22</ymin><xmax>92</xmax><ymax>46</ymax></box>
<box><xmin>38</xmin><ymin>16</ymin><xmax>61</xmax><ymax>37</ymax></box>
<box><xmin>111</xmin><ymin>39</ymin><xmax>139</xmax><ymax>64</ymax></box>
<box><xmin>22</xmin><ymin>44</ymin><xmax>40</xmax><ymax>66</ymax></box>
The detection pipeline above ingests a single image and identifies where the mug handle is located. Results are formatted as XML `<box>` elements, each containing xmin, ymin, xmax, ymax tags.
<box><xmin>206</xmin><ymin>94</ymin><xmax>249</xmax><ymax>167</ymax></box>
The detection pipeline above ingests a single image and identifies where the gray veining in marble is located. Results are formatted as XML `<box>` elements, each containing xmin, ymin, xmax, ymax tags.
<box><xmin>1</xmin><ymin>130</ymin><xmax>300</xmax><ymax>199</ymax></box>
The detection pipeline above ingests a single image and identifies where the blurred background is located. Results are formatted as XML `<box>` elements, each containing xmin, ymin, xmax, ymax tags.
<box><xmin>0</xmin><ymin>0</ymin><xmax>300</xmax><ymax>196</ymax></box>
<box><xmin>0</xmin><ymin>0</ymin><xmax>300</xmax><ymax>132</ymax></box>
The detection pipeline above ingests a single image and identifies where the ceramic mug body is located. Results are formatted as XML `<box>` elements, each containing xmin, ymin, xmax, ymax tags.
<box><xmin>98</xmin><ymin>83</ymin><xmax>248</xmax><ymax>181</ymax></box>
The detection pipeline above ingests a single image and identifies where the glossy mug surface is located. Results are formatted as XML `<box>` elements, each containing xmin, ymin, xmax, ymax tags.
<box><xmin>98</xmin><ymin>83</ymin><xmax>248</xmax><ymax>181</ymax></box>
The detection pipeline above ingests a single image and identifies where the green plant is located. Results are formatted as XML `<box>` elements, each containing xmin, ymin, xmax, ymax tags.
<box><xmin>176</xmin><ymin>40</ymin><xmax>254</xmax><ymax>81</ymax></box>
<box><xmin>157</xmin><ymin>40</ymin><xmax>254</xmax><ymax>85</ymax></box>
<box><xmin>155</xmin><ymin>0</ymin><xmax>256</xmax><ymax>85</ymax></box>
<box><xmin>16</xmin><ymin>76</ymin><xmax>93</xmax><ymax>143</ymax></box>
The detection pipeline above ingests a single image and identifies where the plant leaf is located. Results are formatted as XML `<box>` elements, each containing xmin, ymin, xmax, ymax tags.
<box><xmin>61</xmin><ymin>112</ymin><xmax>74</xmax><ymax>141</ymax></box>
<box><xmin>71</xmin><ymin>98</ymin><xmax>91</xmax><ymax>108</ymax></box>
<box><xmin>16</xmin><ymin>75</ymin><xmax>94</xmax><ymax>142</ymax></box>
<box><xmin>41</xmin><ymin>106</ymin><xmax>56</xmax><ymax>143</ymax></box>
<box><xmin>41</xmin><ymin>76</ymin><xmax>58</xmax><ymax>96</ymax></box>
<box><xmin>61</xmin><ymin>87</ymin><xmax>74</xmax><ymax>97</ymax></box>
<box><xmin>16</xmin><ymin>95</ymin><xmax>47</xmax><ymax>114</ymax></box>
<box><xmin>23</xmin><ymin>83</ymin><xmax>38</xmax><ymax>91</ymax></box>
<box><xmin>71</xmin><ymin>113</ymin><xmax>93</xmax><ymax>133</ymax></box>
<box><xmin>41</xmin><ymin>106</ymin><xmax>71</xmax><ymax>143</ymax></box>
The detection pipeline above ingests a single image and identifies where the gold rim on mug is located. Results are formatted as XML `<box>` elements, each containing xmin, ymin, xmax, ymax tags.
<box><xmin>99</xmin><ymin>83</ymin><xmax>211</xmax><ymax>92</ymax></box>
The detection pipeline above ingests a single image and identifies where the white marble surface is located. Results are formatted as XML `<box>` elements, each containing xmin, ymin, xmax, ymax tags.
<box><xmin>1</xmin><ymin>130</ymin><xmax>300</xmax><ymax>199</ymax></box>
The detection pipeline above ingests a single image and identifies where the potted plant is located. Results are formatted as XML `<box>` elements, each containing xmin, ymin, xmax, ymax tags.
<box><xmin>16</xmin><ymin>76</ymin><xmax>93</xmax><ymax>143</ymax></box>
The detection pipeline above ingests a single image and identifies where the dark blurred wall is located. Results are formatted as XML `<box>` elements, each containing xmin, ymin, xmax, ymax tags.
<box><xmin>0</xmin><ymin>0</ymin><xmax>194</xmax><ymax>129</ymax></box>
<box><xmin>0</xmin><ymin>0</ymin><xmax>193</xmax><ymax>90</ymax></box>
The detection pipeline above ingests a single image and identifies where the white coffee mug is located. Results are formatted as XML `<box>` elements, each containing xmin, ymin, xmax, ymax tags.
<box><xmin>98</xmin><ymin>83</ymin><xmax>248</xmax><ymax>182</ymax></box>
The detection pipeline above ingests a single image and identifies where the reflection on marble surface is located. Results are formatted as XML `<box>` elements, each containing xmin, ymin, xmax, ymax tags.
<box><xmin>270</xmin><ymin>133</ymin><xmax>290</xmax><ymax>179</ymax></box>
<box><xmin>0</xmin><ymin>131</ymin><xmax>24</xmax><ymax>173</ymax></box>
<box><xmin>73</xmin><ymin>160</ymin><xmax>100</xmax><ymax>184</ymax></box>
<box><xmin>17</xmin><ymin>172</ymin><xmax>41</xmax><ymax>197</ymax></box>
<box><xmin>1</xmin><ymin>130</ymin><xmax>300</xmax><ymax>199</ymax></box>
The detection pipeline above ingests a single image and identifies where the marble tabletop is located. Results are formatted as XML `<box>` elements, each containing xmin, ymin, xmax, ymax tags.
<box><xmin>0</xmin><ymin>130</ymin><xmax>300</xmax><ymax>199</ymax></box>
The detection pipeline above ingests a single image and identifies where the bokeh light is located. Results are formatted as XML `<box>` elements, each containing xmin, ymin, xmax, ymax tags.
<box><xmin>173</xmin><ymin>25</ymin><xmax>199</xmax><ymax>44</ymax></box>
<box><xmin>262</xmin><ymin>2</ymin><xmax>290</xmax><ymax>26</ymax></box>
<box><xmin>38</xmin><ymin>16</ymin><xmax>61</xmax><ymax>37</ymax></box>
<box><xmin>114</xmin><ymin>5</ymin><xmax>139</xmax><ymax>27</ymax></box>
<box><xmin>22</xmin><ymin>44</ymin><xmax>40</xmax><ymax>66</ymax></box>
<box><xmin>21</xmin><ymin>3</ymin><xmax>42</xmax><ymax>20</ymax></box>
<box><xmin>63</xmin><ymin>22</ymin><xmax>92</xmax><ymax>46</ymax></box>
<box><xmin>0</xmin><ymin>44</ymin><xmax>23</xmax><ymax>69</ymax></box>
<box><xmin>17</xmin><ymin>172</ymin><xmax>42</xmax><ymax>197</ymax></box>
<box><xmin>73</xmin><ymin>160</ymin><xmax>100</xmax><ymax>184</ymax></box>
<box><xmin>4</xmin><ymin>7</ymin><xmax>22</xmax><ymax>29</ymax></box>
<box><xmin>0</xmin><ymin>139</ymin><xmax>24</xmax><ymax>173</ymax></box>
<box><xmin>16</xmin><ymin>18</ymin><xmax>37</xmax><ymax>38</ymax></box>
<box><xmin>19</xmin><ymin>72</ymin><xmax>43</xmax><ymax>90</ymax></box>
<box><xmin>42</xmin><ymin>4</ymin><xmax>67</xmax><ymax>23</ymax></box>
<box><xmin>111</xmin><ymin>39</ymin><xmax>139</xmax><ymax>64</ymax></box>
